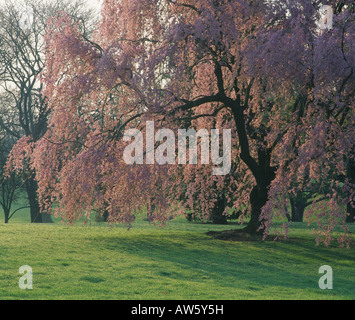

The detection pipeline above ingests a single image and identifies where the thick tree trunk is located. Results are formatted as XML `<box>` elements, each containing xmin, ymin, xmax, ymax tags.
<box><xmin>103</xmin><ymin>210</ymin><xmax>109</xmax><ymax>222</ymax></box>
<box><xmin>26</xmin><ymin>178</ymin><xmax>53</xmax><ymax>223</ymax></box>
<box><xmin>230</xmin><ymin>99</ymin><xmax>276</xmax><ymax>235</ymax></box>
<box><xmin>289</xmin><ymin>196</ymin><xmax>305</xmax><ymax>222</ymax></box>
<box><xmin>26</xmin><ymin>178</ymin><xmax>42</xmax><ymax>223</ymax></box>
<box><xmin>211</xmin><ymin>196</ymin><xmax>228</xmax><ymax>224</ymax></box>
<box><xmin>42</xmin><ymin>209</ymin><xmax>54</xmax><ymax>223</ymax></box>
<box><xmin>243</xmin><ymin>185</ymin><xmax>269</xmax><ymax>234</ymax></box>
<box><xmin>4</xmin><ymin>208</ymin><xmax>9</xmax><ymax>223</ymax></box>
<box><xmin>243</xmin><ymin>152</ymin><xmax>276</xmax><ymax>234</ymax></box>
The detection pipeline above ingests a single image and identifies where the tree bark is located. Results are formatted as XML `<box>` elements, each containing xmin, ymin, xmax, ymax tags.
<box><xmin>4</xmin><ymin>208</ymin><xmax>9</xmax><ymax>223</ymax></box>
<box><xmin>230</xmin><ymin>99</ymin><xmax>276</xmax><ymax>234</ymax></box>
<box><xmin>243</xmin><ymin>184</ymin><xmax>269</xmax><ymax>234</ymax></box>
<box><xmin>103</xmin><ymin>210</ymin><xmax>109</xmax><ymax>222</ymax></box>
<box><xmin>289</xmin><ymin>195</ymin><xmax>305</xmax><ymax>222</ymax></box>
<box><xmin>242</xmin><ymin>152</ymin><xmax>276</xmax><ymax>234</ymax></box>
<box><xmin>25</xmin><ymin>177</ymin><xmax>53</xmax><ymax>223</ymax></box>
<box><xmin>211</xmin><ymin>196</ymin><xmax>228</xmax><ymax>224</ymax></box>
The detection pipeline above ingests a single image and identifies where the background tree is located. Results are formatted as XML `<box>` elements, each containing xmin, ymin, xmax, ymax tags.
<box><xmin>0</xmin><ymin>0</ymin><xmax>97</xmax><ymax>222</ymax></box>
<box><xmin>0</xmin><ymin>131</ymin><xmax>27</xmax><ymax>223</ymax></box>
<box><xmin>254</xmin><ymin>0</ymin><xmax>354</xmax><ymax>244</ymax></box>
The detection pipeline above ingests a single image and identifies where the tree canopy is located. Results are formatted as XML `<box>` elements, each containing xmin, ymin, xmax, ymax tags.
<box><xmin>6</xmin><ymin>0</ymin><xmax>354</xmax><ymax>246</ymax></box>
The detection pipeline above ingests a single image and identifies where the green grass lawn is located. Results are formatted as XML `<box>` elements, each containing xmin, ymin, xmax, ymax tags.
<box><xmin>0</xmin><ymin>208</ymin><xmax>354</xmax><ymax>300</ymax></box>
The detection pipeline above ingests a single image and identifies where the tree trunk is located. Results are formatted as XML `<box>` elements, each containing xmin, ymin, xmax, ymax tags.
<box><xmin>211</xmin><ymin>196</ymin><xmax>228</xmax><ymax>224</ymax></box>
<box><xmin>346</xmin><ymin>203</ymin><xmax>355</xmax><ymax>223</ymax></box>
<box><xmin>230</xmin><ymin>99</ymin><xmax>276</xmax><ymax>235</ymax></box>
<box><xmin>147</xmin><ymin>199</ymin><xmax>155</xmax><ymax>223</ymax></box>
<box><xmin>103</xmin><ymin>210</ymin><xmax>109</xmax><ymax>222</ymax></box>
<box><xmin>26</xmin><ymin>178</ymin><xmax>42</xmax><ymax>223</ymax></box>
<box><xmin>42</xmin><ymin>209</ymin><xmax>54</xmax><ymax>223</ymax></box>
<box><xmin>26</xmin><ymin>178</ymin><xmax>53</xmax><ymax>223</ymax></box>
<box><xmin>243</xmin><ymin>185</ymin><xmax>269</xmax><ymax>234</ymax></box>
<box><xmin>4</xmin><ymin>208</ymin><xmax>9</xmax><ymax>223</ymax></box>
<box><xmin>346</xmin><ymin>158</ymin><xmax>355</xmax><ymax>223</ymax></box>
<box><xmin>289</xmin><ymin>196</ymin><xmax>305</xmax><ymax>222</ymax></box>
<box><xmin>242</xmin><ymin>150</ymin><xmax>276</xmax><ymax>234</ymax></box>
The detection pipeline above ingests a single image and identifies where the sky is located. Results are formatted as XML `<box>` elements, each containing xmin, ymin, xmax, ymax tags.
<box><xmin>0</xmin><ymin>0</ymin><xmax>102</xmax><ymax>13</ymax></box>
<box><xmin>83</xmin><ymin>0</ymin><xmax>102</xmax><ymax>14</ymax></box>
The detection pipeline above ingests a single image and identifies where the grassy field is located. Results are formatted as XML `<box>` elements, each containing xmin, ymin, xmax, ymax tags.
<box><xmin>0</xmin><ymin>207</ymin><xmax>354</xmax><ymax>300</ymax></box>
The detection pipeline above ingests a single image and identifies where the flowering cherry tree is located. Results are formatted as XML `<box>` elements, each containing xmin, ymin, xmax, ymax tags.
<box><xmin>251</xmin><ymin>0</ymin><xmax>354</xmax><ymax>245</ymax></box>
<box><xmin>6</xmin><ymin>0</ymin><xmax>354</xmax><ymax>245</ymax></box>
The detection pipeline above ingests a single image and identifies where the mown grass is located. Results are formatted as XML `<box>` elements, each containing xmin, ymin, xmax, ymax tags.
<box><xmin>0</xmin><ymin>207</ymin><xmax>354</xmax><ymax>300</ymax></box>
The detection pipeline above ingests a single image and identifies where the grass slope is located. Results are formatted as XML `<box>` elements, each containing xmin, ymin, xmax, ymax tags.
<box><xmin>0</xmin><ymin>213</ymin><xmax>354</xmax><ymax>300</ymax></box>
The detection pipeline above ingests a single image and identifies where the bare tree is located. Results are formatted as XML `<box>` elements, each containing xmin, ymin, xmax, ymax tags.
<box><xmin>0</xmin><ymin>0</ymin><xmax>97</xmax><ymax>222</ymax></box>
<box><xmin>0</xmin><ymin>131</ymin><xmax>28</xmax><ymax>223</ymax></box>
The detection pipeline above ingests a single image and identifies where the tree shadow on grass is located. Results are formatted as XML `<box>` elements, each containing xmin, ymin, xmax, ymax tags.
<box><xmin>206</xmin><ymin>228</ymin><xmax>355</xmax><ymax>267</ymax></box>
<box><xmin>93</xmin><ymin>231</ymin><xmax>355</xmax><ymax>298</ymax></box>
<box><xmin>206</xmin><ymin>229</ymin><xmax>275</xmax><ymax>242</ymax></box>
